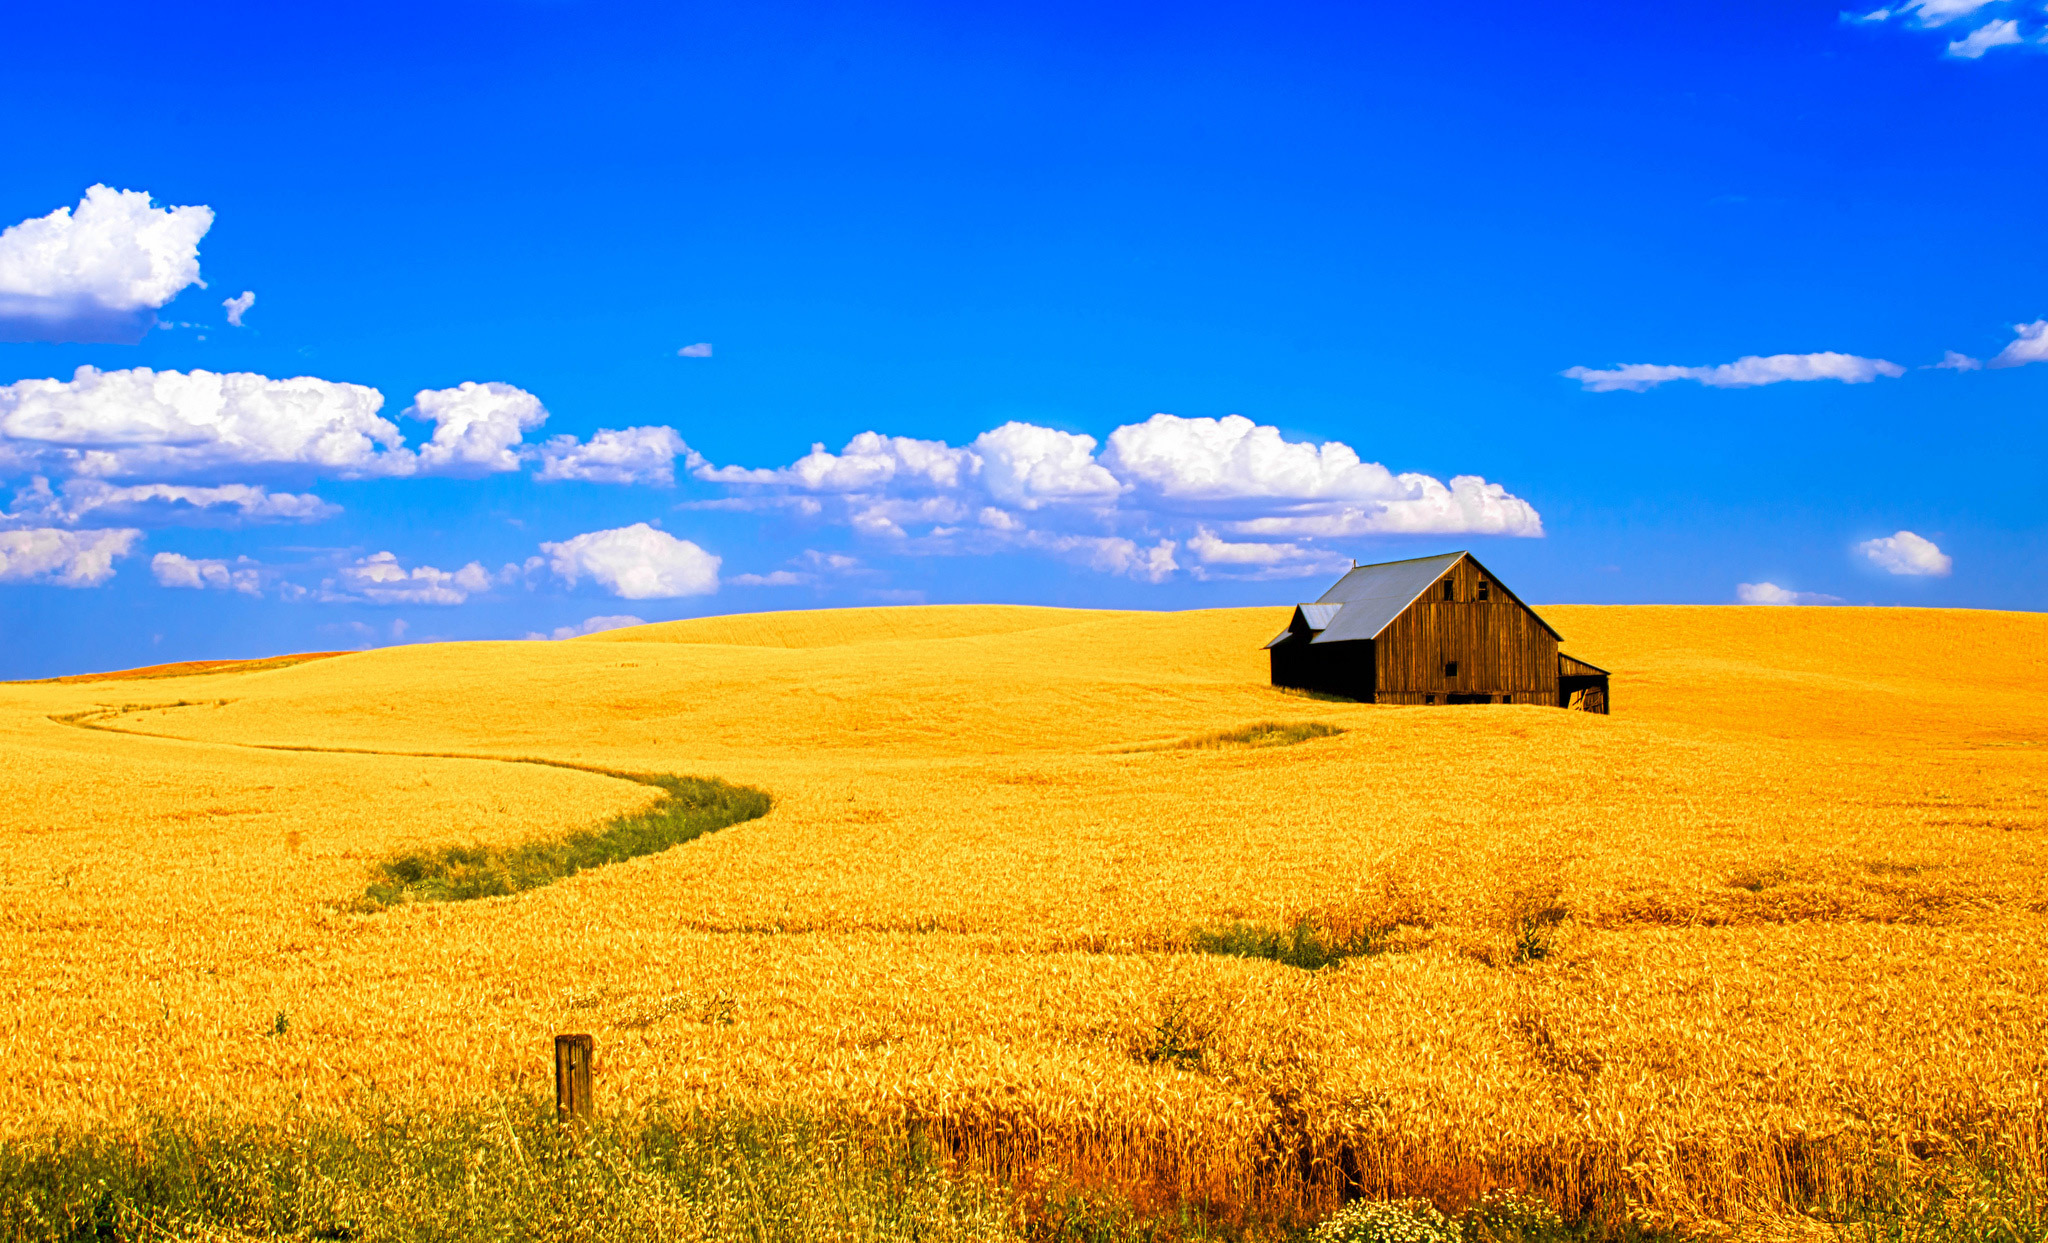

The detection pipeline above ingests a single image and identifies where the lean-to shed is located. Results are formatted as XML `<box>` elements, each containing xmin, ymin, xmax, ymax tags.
<box><xmin>1264</xmin><ymin>551</ymin><xmax>1610</xmax><ymax>711</ymax></box>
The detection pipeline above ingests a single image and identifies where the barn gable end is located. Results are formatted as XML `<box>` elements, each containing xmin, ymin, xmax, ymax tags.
<box><xmin>1266</xmin><ymin>552</ymin><xmax>1608</xmax><ymax>711</ymax></box>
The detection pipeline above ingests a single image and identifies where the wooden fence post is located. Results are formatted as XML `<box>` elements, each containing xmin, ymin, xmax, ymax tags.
<box><xmin>554</xmin><ymin>1033</ymin><xmax>593</xmax><ymax>1122</ymax></box>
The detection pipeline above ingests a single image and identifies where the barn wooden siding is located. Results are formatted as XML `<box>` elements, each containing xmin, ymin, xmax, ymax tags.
<box><xmin>1556</xmin><ymin>652</ymin><xmax>1612</xmax><ymax>714</ymax></box>
<box><xmin>1372</xmin><ymin>555</ymin><xmax>1559</xmax><ymax>703</ymax></box>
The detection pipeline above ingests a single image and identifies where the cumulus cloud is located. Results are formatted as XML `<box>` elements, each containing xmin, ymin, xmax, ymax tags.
<box><xmin>0</xmin><ymin>186</ymin><xmax>212</xmax><ymax>344</ymax></box>
<box><xmin>702</xmin><ymin>431</ymin><xmax>979</xmax><ymax>492</ymax></box>
<box><xmin>152</xmin><ymin>552</ymin><xmax>261</xmax><ymax>595</ymax></box>
<box><xmin>1947</xmin><ymin>17</ymin><xmax>2023</xmax><ymax>55</ymax></box>
<box><xmin>730</xmin><ymin>548</ymin><xmax>863</xmax><ymax>587</ymax></box>
<box><xmin>4</xmin><ymin>476</ymin><xmax>338</xmax><ymax>526</ymax></box>
<box><xmin>407</xmin><ymin>381</ymin><xmax>548</xmax><ymax>474</ymax></box>
<box><xmin>799</xmin><ymin>549</ymin><xmax>861</xmax><ymax>574</ymax></box>
<box><xmin>0</xmin><ymin>527</ymin><xmax>141</xmax><ymax>586</ymax></box>
<box><xmin>846</xmin><ymin>495</ymin><xmax>971</xmax><ymax>539</ymax></box>
<box><xmin>541</xmin><ymin>523</ymin><xmax>720</xmax><ymax>599</ymax></box>
<box><xmin>1185</xmin><ymin>527</ymin><xmax>1348</xmax><ymax>579</ymax></box>
<box><xmin>536</xmin><ymin>425</ymin><xmax>700</xmax><ymax>485</ymax></box>
<box><xmin>1736</xmin><ymin>582</ymin><xmax>1844</xmax><ymax>606</ymax></box>
<box><xmin>1565</xmin><ymin>352</ymin><xmax>1906</xmax><ymax>392</ymax></box>
<box><xmin>332</xmin><ymin>551</ymin><xmax>493</xmax><ymax>605</ymax></box>
<box><xmin>1855</xmin><ymin>530</ymin><xmax>1952</xmax><ymax>576</ymax></box>
<box><xmin>1933</xmin><ymin>350</ymin><xmax>1983</xmax><ymax>371</ymax></box>
<box><xmin>694</xmin><ymin>412</ymin><xmax>1541</xmax><ymax>583</ymax></box>
<box><xmin>1228</xmin><ymin>476</ymin><xmax>1543</xmax><ymax>538</ymax></box>
<box><xmin>0</xmin><ymin>366</ymin><xmax>411</xmax><ymax>478</ymax></box>
<box><xmin>1988</xmin><ymin>320</ymin><xmax>2048</xmax><ymax>368</ymax></box>
<box><xmin>1021</xmin><ymin>532</ymin><xmax>1180</xmax><ymax>583</ymax></box>
<box><xmin>222</xmin><ymin>291</ymin><xmax>254</xmax><ymax>327</ymax></box>
<box><xmin>527</xmin><ymin>614</ymin><xmax>646</xmax><ymax>640</ymax></box>
<box><xmin>730</xmin><ymin>569</ymin><xmax>810</xmax><ymax>587</ymax></box>
<box><xmin>1104</xmin><ymin>414</ymin><xmax>1408</xmax><ymax>503</ymax></box>
<box><xmin>1103</xmin><ymin>415</ymin><xmax>1543</xmax><ymax>537</ymax></box>
<box><xmin>971</xmin><ymin>422</ymin><xmax>1122</xmax><ymax>509</ymax></box>
<box><xmin>87</xmin><ymin>482</ymin><xmax>337</xmax><ymax>523</ymax></box>
<box><xmin>1850</xmin><ymin>2</ymin><xmax>2037</xmax><ymax>58</ymax></box>
<box><xmin>1849</xmin><ymin>0</ymin><xmax>1993</xmax><ymax>24</ymax></box>
<box><xmin>677</xmin><ymin>343</ymin><xmax>713</xmax><ymax>358</ymax></box>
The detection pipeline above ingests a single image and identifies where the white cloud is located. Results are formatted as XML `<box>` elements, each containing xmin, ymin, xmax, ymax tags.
<box><xmin>407</xmin><ymin>381</ymin><xmax>548</xmax><ymax>474</ymax></box>
<box><xmin>846</xmin><ymin>495</ymin><xmax>971</xmax><ymax>539</ymax></box>
<box><xmin>541</xmin><ymin>523</ymin><xmax>720</xmax><ymax>599</ymax></box>
<box><xmin>1855</xmin><ymin>530</ymin><xmax>1952</xmax><ymax>576</ymax></box>
<box><xmin>1933</xmin><ymin>350</ymin><xmax>1983</xmax><ymax>371</ymax></box>
<box><xmin>730</xmin><ymin>548</ymin><xmax>863</xmax><ymax>587</ymax></box>
<box><xmin>730</xmin><ymin>569</ymin><xmax>812</xmax><ymax>587</ymax></box>
<box><xmin>1186</xmin><ymin>527</ymin><xmax>1348</xmax><ymax>579</ymax></box>
<box><xmin>1565</xmin><ymin>352</ymin><xmax>1906</xmax><ymax>392</ymax></box>
<box><xmin>1852</xmin><ymin>2</ymin><xmax>2039</xmax><ymax>58</ymax></box>
<box><xmin>1020</xmin><ymin>532</ymin><xmax>1179</xmax><ymax>583</ymax></box>
<box><xmin>693</xmin><ymin>412</ymin><xmax>1542</xmax><ymax>583</ymax></box>
<box><xmin>0</xmin><ymin>366</ymin><xmax>411</xmax><ymax>478</ymax></box>
<box><xmin>0</xmin><ymin>186</ymin><xmax>212</xmax><ymax>343</ymax></box>
<box><xmin>1845</xmin><ymin>1</ymin><xmax>1999</xmax><ymax>25</ymax></box>
<box><xmin>1947</xmin><ymin>17</ymin><xmax>2023</xmax><ymax>55</ymax></box>
<box><xmin>1103</xmin><ymin>413</ymin><xmax>1410</xmax><ymax>503</ymax></box>
<box><xmin>1736</xmin><ymin>582</ymin><xmax>1844</xmax><ymax>606</ymax></box>
<box><xmin>527</xmin><ymin>614</ymin><xmax>647</xmax><ymax>640</ymax></box>
<box><xmin>5</xmin><ymin>476</ymin><xmax>338</xmax><ymax>526</ymax></box>
<box><xmin>88</xmin><ymin>482</ymin><xmax>337</xmax><ymax>523</ymax></box>
<box><xmin>1232</xmin><ymin>476</ymin><xmax>1544</xmax><ymax>538</ymax></box>
<box><xmin>701</xmin><ymin>431</ymin><xmax>980</xmax><ymax>492</ymax></box>
<box><xmin>1099</xmin><ymin>414</ymin><xmax>1542</xmax><ymax>536</ymax></box>
<box><xmin>971</xmin><ymin>422</ymin><xmax>1122</xmax><ymax>509</ymax></box>
<box><xmin>798</xmin><ymin>549</ymin><xmax>860</xmax><ymax>573</ymax></box>
<box><xmin>333</xmin><ymin>551</ymin><xmax>493</xmax><ymax>605</ymax></box>
<box><xmin>1907</xmin><ymin>0</ymin><xmax>1997</xmax><ymax>24</ymax></box>
<box><xmin>152</xmin><ymin>552</ymin><xmax>261</xmax><ymax>595</ymax></box>
<box><xmin>536</xmin><ymin>425</ymin><xmax>699</xmax><ymax>485</ymax></box>
<box><xmin>222</xmin><ymin>290</ymin><xmax>254</xmax><ymax>327</ymax></box>
<box><xmin>677</xmin><ymin>343</ymin><xmax>713</xmax><ymax>358</ymax></box>
<box><xmin>0</xmin><ymin>527</ymin><xmax>141</xmax><ymax>586</ymax></box>
<box><xmin>1187</xmin><ymin>528</ymin><xmax>1306</xmax><ymax>564</ymax></box>
<box><xmin>1988</xmin><ymin>320</ymin><xmax>2048</xmax><ymax>369</ymax></box>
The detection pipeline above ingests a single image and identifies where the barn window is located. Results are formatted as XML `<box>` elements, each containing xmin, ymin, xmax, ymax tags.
<box><xmin>1444</xmin><ymin>660</ymin><xmax>1459</xmax><ymax>678</ymax></box>
<box><xmin>1478</xmin><ymin>579</ymin><xmax>1490</xmax><ymax>601</ymax></box>
<box><xmin>1442</xmin><ymin>579</ymin><xmax>1455</xmax><ymax>601</ymax></box>
<box><xmin>1424</xmin><ymin>694</ymin><xmax>1435</xmax><ymax>704</ymax></box>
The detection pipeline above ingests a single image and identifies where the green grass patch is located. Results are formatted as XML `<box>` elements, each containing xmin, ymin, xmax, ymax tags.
<box><xmin>1190</xmin><ymin>917</ymin><xmax>1389</xmax><ymax>971</ymax></box>
<box><xmin>0</xmin><ymin>1106</ymin><xmax>1014</xmax><ymax>1243</ymax></box>
<box><xmin>47</xmin><ymin>703</ymin><xmax>774</xmax><ymax>914</ymax></box>
<box><xmin>1837</xmin><ymin>1148</ymin><xmax>2048</xmax><ymax>1243</ymax></box>
<box><xmin>359</xmin><ymin>769</ymin><xmax>771</xmax><ymax>909</ymax></box>
<box><xmin>1</xmin><ymin>1105</ymin><xmax>2020</xmax><ymax>1242</ymax></box>
<box><xmin>1177</xmin><ymin>721</ymin><xmax>1345</xmax><ymax>750</ymax></box>
<box><xmin>1273</xmin><ymin>686</ymin><xmax>1364</xmax><ymax>705</ymax></box>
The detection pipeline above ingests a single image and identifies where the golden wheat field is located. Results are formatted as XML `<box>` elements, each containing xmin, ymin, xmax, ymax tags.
<box><xmin>4</xmin><ymin>603</ymin><xmax>2045</xmax><ymax>1234</ymax></box>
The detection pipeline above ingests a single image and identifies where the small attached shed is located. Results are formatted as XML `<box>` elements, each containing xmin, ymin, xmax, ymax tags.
<box><xmin>1264</xmin><ymin>551</ymin><xmax>1610</xmax><ymax>711</ymax></box>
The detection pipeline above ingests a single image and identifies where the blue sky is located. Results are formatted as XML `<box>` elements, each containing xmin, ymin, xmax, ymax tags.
<box><xmin>2</xmin><ymin>0</ymin><xmax>2043</xmax><ymax>676</ymax></box>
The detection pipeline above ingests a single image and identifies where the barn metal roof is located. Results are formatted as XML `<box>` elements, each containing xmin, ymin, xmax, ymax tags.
<box><xmin>1306</xmin><ymin>552</ymin><xmax>1466</xmax><ymax>644</ymax></box>
<box><xmin>1260</xmin><ymin>600</ymin><xmax>1347</xmax><ymax>649</ymax></box>
<box><xmin>1298</xmin><ymin>603</ymin><xmax>1344</xmax><ymax>630</ymax></box>
<box><xmin>1264</xmin><ymin>550</ymin><xmax>1564</xmax><ymax>649</ymax></box>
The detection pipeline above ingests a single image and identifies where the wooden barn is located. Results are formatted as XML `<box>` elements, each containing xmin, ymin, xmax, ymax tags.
<box><xmin>1264</xmin><ymin>551</ymin><xmax>1610</xmax><ymax>711</ymax></box>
